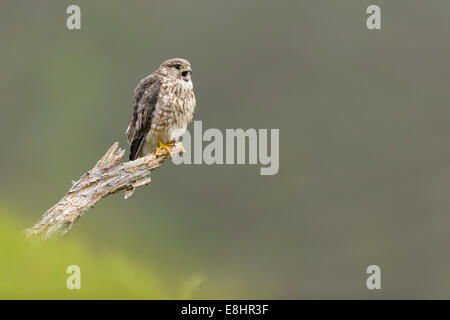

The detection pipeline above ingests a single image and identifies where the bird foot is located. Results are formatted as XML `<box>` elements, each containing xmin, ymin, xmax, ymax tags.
<box><xmin>155</xmin><ymin>140</ymin><xmax>175</xmax><ymax>157</ymax></box>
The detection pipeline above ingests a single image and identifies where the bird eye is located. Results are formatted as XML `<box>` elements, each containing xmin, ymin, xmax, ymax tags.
<box><xmin>174</xmin><ymin>64</ymin><xmax>181</xmax><ymax>69</ymax></box>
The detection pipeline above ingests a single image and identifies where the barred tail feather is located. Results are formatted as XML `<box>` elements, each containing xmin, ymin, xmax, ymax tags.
<box><xmin>129</xmin><ymin>136</ymin><xmax>144</xmax><ymax>161</ymax></box>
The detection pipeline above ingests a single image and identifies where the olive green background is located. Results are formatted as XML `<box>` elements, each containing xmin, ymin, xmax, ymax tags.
<box><xmin>1</xmin><ymin>0</ymin><xmax>450</xmax><ymax>298</ymax></box>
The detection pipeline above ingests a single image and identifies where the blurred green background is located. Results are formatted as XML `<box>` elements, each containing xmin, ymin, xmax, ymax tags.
<box><xmin>1</xmin><ymin>0</ymin><xmax>450</xmax><ymax>299</ymax></box>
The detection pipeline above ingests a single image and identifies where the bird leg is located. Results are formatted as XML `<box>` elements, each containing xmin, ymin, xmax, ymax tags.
<box><xmin>155</xmin><ymin>140</ymin><xmax>175</xmax><ymax>157</ymax></box>
<box><xmin>155</xmin><ymin>140</ymin><xmax>185</xmax><ymax>157</ymax></box>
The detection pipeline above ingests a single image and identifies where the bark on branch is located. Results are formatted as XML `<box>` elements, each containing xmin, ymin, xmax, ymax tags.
<box><xmin>24</xmin><ymin>142</ymin><xmax>182</xmax><ymax>240</ymax></box>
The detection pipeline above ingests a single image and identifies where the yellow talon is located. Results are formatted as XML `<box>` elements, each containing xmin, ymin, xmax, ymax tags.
<box><xmin>155</xmin><ymin>140</ymin><xmax>174</xmax><ymax>157</ymax></box>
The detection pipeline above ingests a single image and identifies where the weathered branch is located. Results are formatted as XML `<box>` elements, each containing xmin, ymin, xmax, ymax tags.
<box><xmin>24</xmin><ymin>142</ymin><xmax>182</xmax><ymax>240</ymax></box>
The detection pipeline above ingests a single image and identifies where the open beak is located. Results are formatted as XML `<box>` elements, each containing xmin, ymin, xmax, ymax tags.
<box><xmin>181</xmin><ymin>66</ymin><xmax>192</xmax><ymax>81</ymax></box>
<box><xmin>183</xmin><ymin>66</ymin><xmax>192</xmax><ymax>74</ymax></box>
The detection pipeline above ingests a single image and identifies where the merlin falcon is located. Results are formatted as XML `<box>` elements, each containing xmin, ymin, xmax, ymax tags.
<box><xmin>126</xmin><ymin>58</ymin><xmax>196</xmax><ymax>161</ymax></box>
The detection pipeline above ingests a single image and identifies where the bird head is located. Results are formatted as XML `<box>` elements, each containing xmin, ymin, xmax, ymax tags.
<box><xmin>159</xmin><ymin>58</ymin><xmax>192</xmax><ymax>82</ymax></box>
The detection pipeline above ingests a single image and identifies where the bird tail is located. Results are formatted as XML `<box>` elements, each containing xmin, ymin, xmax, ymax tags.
<box><xmin>129</xmin><ymin>136</ymin><xmax>144</xmax><ymax>161</ymax></box>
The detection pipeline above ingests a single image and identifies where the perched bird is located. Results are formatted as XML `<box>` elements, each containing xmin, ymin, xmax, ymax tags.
<box><xmin>126</xmin><ymin>58</ymin><xmax>196</xmax><ymax>161</ymax></box>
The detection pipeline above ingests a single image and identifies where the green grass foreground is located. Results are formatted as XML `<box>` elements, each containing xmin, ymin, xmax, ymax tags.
<box><xmin>0</xmin><ymin>211</ymin><xmax>178</xmax><ymax>299</ymax></box>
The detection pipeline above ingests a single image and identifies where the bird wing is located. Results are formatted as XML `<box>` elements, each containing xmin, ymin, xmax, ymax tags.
<box><xmin>127</xmin><ymin>72</ymin><xmax>161</xmax><ymax>160</ymax></box>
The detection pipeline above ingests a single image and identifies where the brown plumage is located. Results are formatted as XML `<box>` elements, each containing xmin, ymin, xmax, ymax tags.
<box><xmin>126</xmin><ymin>58</ymin><xmax>196</xmax><ymax>161</ymax></box>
